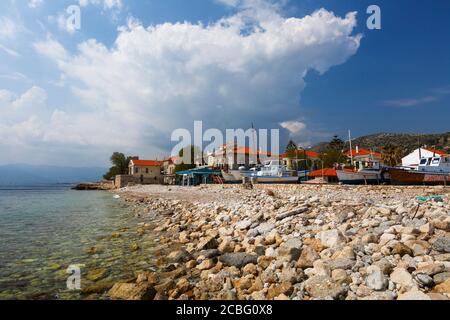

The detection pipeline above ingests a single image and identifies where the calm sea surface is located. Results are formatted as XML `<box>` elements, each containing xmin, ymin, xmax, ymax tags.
<box><xmin>0</xmin><ymin>185</ymin><xmax>159</xmax><ymax>300</ymax></box>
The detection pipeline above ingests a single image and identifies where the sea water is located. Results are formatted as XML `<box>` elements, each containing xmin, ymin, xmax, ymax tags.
<box><xmin>0</xmin><ymin>185</ymin><xmax>159</xmax><ymax>300</ymax></box>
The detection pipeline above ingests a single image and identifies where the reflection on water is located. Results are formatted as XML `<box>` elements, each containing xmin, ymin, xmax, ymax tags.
<box><xmin>0</xmin><ymin>185</ymin><xmax>159</xmax><ymax>300</ymax></box>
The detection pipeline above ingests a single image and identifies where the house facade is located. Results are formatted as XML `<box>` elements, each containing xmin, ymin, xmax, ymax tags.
<box><xmin>280</xmin><ymin>149</ymin><xmax>321</xmax><ymax>171</ymax></box>
<box><xmin>345</xmin><ymin>147</ymin><xmax>383</xmax><ymax>169</ymax></box>
<box><xmin>128</xmin><ymin>159</ymin><xmax>163</xmax><ymax>184</ymax></box>
<box><xmin>402</xmin><ymin>148</ymin><xmax>449</xmax><ymax>168</ymax></box>
<box><xmin>207</xmin><ymin>143</ymin><xmax>275</xmax><ymax>169</ymax></box>
<box><xmin>162</xmin><ymin>156</ymin><xmax>178</xmax><ymax>185</ymax></box>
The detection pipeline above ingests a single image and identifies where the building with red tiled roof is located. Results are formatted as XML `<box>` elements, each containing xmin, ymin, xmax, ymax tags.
<box><xmin>129</xmin><ymin>158</ymin><xmax>163</xmax><ymax>183</ymax></box>
<box><xmin>344</xmin><ymin>147</ymin><xmax>384</xmax><ymax>170</ymax></box>
<box><xmin>280</xmin><ymin>149</ymin><xmax>321</xmax><ymax>171</ymax></box>
<box><xmin>131</xmin><ymin>160</ymin><xmax>163</xmax><ymax>167</ymax></box>
<box><xmin>344</xmin><ymin>148</ymin><xmax>382</xmax><ymax>159</ymax></box>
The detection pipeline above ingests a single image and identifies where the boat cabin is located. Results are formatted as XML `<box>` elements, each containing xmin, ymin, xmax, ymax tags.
<box><xmin>418</xmin><ymin>156</ymin><xmax>450</xmax><ymax>173</ymax></box>
<box><xmin>257</xmin><ymin>160</ymin><xmax>296</xmax><ymax>177</ymax></box>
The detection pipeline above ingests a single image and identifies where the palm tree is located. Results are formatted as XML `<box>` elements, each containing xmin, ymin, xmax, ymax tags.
<box><xmin>381</xmin><ymin>144</ymin><xmax>405</xmax><ymax>167</ymax></box>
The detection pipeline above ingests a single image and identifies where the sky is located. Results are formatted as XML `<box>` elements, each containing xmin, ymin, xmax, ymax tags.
<box><xmin>0</xmin><ymin>0</ymin><xmax>449</xmax><ymax>166</ymax></box>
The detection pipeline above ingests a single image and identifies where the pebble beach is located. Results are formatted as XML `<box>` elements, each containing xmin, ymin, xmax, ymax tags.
<box><xmin>102</xmin><ymin>184</ymin><xmax>450</xmax><ymax>300</ymax></box>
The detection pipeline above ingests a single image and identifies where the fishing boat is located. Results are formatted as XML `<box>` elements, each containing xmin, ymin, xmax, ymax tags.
<box><xmin>245</xmin><ymin>160</ymin><xmax>299</xmax><ymax>183</ymax></box>
<box><xmin>221</xmin><ymin>166</ymin><xmax>258</xmax><ymax>183</ymax></box>
<box><xmin>231</xmin><ymin>167</ymin><xmax>256</xmax><ymax>181</ymax></box>
<box><xmin>388</xmin><ymin>155</ymin><xmax>450</xmax><ymax>185</ymax></box>
<box><xmin>337</xmin><ymin>131</ymin><xmax>388</xmax><ymax>185</ymax></box>
<box><xmin>336</xmin><ymin>167</ymin><xmax>384</xmax><ymax>185</ymax></box>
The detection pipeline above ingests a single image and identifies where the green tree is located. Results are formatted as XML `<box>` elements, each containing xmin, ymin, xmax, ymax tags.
<box><xmin>329</xmin><ymin>135</ymin><xmax>345</xmax><ymax>151</ymax></box>
<box><xmin>319</xmin><ymin>136</ymin><xmax>346</xmax><ymax>168</ymax></box>
<box><xmin>285</xmin><ymin>140</ymin><xmax>299</xmax><ymax>167</ymax></box>
<box><xmin>381</xmin><ymin>144</ymin><xmax>405</xmax><ymax>167</ymax></box>
<box><xmin>285</xmin><ymin>140</ymin><xmax>298</xmax><ymax>154</ymax></box>
<box><xmin>103</xmin><ymin>152</ymin><xmax>132</xmax><ymax>180</ymax></box>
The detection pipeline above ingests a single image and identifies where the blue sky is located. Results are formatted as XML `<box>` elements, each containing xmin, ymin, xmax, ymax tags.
<box><xmin>0</xmin><ymin>0</ymin><xmax>449</xmax><ymax>166</ymax></box>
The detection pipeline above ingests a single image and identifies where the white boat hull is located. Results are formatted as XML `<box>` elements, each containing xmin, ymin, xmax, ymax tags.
<box><xmin>336</xmin><ymin>170</ymin><xmax>381</xmax><ymax>185</ymax></box>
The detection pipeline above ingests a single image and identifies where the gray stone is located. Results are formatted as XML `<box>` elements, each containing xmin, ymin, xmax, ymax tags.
<box><xmin>256</xmin><ymin>223</ymin><xmax>276</xmax><ymax>235</ymax></box>
<box><xmin>414</xmin><ymin>273</ymin><xmax>434</xmax><ymax>287</ymax></box>
<box><xmin>366</xmin><ymin>266</ymin><xmax>388</xmax><ymax>291</ymax></box>
<box><xmin>195</xmin><ymin>249</ymin><xmax>220</xmax><ymax>259</ymax></box>
<box><xmin>276</xmin><ymin>207</ymin><xmax>308</xmax><ymax>221</ymax></box>
<box><xmin>330</xmin><ymin>258</ymin><xmax>356</xmax><ymax>271</ymax></box>
<box><xmin>432</xmin><ymin>237</ymin><xmax>450</xmax><ymax>253</ymax></box>
<box><xmin>219</xmin><ymin>253</ymin><xmax>258</xmax><ymax>268</ymax></box>
<box><xmin>247</xmin><ymin>228</ymin><xmax>259</xmax><ymax>237</ymax></box>
<box><xmin>318</xmin><ymin>229</ymin><xmax>346</xmax><ymax>248</ymax></box>
<box><xmin>433</xmin><ymin>272</ymin><xmax>450</xmax><ymax>285</ymax></box>
<box><xmin>235</xmin><ymin>219</ymin><xmax>252</xmax><ymax>230</ymax></box>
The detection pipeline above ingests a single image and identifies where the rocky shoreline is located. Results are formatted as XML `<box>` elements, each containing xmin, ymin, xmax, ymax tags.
<box><xmin>105</xmin><ymin>184</ymin><xmax>450</xmax><ymax>300</ymax></box>
<box><xmin>72</xmin><ymin>181</ymin><xmax>114</xmax><ymax>191</ymax></box>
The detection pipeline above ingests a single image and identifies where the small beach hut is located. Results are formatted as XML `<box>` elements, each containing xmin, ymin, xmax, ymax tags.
<box><xmin>175</xmin><ymin>168</ymin><xmax>222</xmax><ymax>186</ymax></box>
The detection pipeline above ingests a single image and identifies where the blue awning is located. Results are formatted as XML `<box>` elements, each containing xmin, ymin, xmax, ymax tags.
<box><xmin>175</xmin><ymin>168</ymin><xmax>221</xmax><ymax>176</ymax></box>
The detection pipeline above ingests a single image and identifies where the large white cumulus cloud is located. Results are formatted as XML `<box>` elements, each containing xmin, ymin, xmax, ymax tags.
<box><xmin>3</xmin><ymin>3</ymin><xmax>361</xmax><ymax>165</ymax></box>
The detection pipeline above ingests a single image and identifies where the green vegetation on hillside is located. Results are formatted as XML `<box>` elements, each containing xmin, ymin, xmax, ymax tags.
<box><xmin>311</xmin><ymin>132</ymin><xmax>450</xmax><ymax>154</ymax></box>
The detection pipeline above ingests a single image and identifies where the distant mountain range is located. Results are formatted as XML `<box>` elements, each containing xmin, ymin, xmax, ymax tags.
<box><xmin>311</xmin><ymin>132</ymin><xmax>450</xmax><ymax>154</ymax></box>
<box><xmin>0</xmin><ymin>164</ymin><xmax>107</xmax><ymax>186</ymax></box>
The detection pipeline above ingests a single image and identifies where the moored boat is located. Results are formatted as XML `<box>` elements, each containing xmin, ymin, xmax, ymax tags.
<box><xmin>246</xmin><ymin>160</ymin><xmax>299</xmax><ymax>184</ymax></box>
<box><xmin>336</xmin><ymin>169</ymin><xmax>382</xmax><ymax>185</ymax></box>
<box><xmin>388</xmin><ymin>168</ymin><xmax>450</xmax><ymax>185</ymax></box>
<box><xmin>388</xmin><ymin>155</ymin><xmax>450</xmax><ymax>185</ymax></box>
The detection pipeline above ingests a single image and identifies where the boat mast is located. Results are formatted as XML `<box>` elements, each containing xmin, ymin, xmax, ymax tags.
<box><xmin>348</xmin><ymin>130</ymin><xmax>354</xmax><ymax>165</ymax></box>
<box><xmin>418</xmin><ymin>135</ymin><xmax>422</xmax><ymax>162</ymax></box>
<box><xmin>251</xmin><ymin>122</ymin><xmax>258</xmax><ymax>164</ymax></box>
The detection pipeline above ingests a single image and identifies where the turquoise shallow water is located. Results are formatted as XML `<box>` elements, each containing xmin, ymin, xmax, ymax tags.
<box><xmin>0</xmin><ymin>185</ymin><xmax>159</xmax><ymax>300</ymax></box>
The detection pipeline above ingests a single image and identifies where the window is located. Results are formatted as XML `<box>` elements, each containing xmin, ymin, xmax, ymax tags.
<box><xmin>135</xmin><ymin>167</ymin><xmax>139</xmax><ymax>174</ymax></box>
<box><xmin>146</xmin><ymin>168</ymin><xmax>149</xmax><ymax>174</ymax></box>
<box><xmin>432</xmin><ymin>158</ymin><xmax>440</xmax><ymax>165</ymax></box>
<box><xmin>420</xmin><ymin>159</ymin><xmax>427</xmax><ymax>165</ymax></box>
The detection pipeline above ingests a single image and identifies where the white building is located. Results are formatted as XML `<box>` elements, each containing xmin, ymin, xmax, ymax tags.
<box><xmin>402</xmin><ymin>148</ymin><xmax>448</xmax><ymax>168</ymax></box>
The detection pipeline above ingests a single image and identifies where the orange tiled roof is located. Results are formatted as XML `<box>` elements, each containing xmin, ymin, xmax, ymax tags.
<box><xmin>424</xmin><ymin>148</ymin><xmax>448</xmax><ymax>156</ymax></box>
<box><xmin>308</xmin><ymin>168</ymin><xmax>337</xmax><ymax>177</ymax></box>
<box><xmin>131</xmin><ymin>160</ymin><xmax>163</xmax><ymax>167</ymax></box>
<box><xmin>345</xmin><ymin>148</ymin><xmax>381</xmax><ymax>158</ymax></box>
